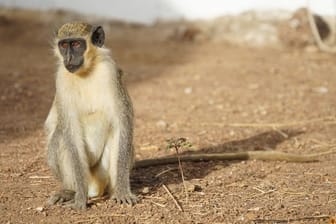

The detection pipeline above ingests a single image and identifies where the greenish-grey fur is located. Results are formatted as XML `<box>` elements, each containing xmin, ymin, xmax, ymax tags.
<box><xmin>113</xmin><ymin>69</ymin><xmax>136</xmax><ymax>201</ymax></box>
<box><xmin>57</xmin><ymin>22</ymin><xmax>92</xmax><ymax>39</ymax></box>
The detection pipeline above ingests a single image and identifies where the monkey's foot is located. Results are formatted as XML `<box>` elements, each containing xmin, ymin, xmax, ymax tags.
<box><xmin>63</xmin><ymin>192</ymin><xmax>87</xmax><ymax>210</ymax></box>
<box><xmin>48</xmin><ymin>189</ymin><xmax>75</xmax><ymax>205</ymax></box>
<box><xmin>111</xmin><ymin>192</ymin><xmax>138</xmax><ymax>205</ymax></box>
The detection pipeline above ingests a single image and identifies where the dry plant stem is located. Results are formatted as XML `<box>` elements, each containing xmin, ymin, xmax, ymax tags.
<box><xmin>227</xmin><ymin>117</ymin><xmax>336</xmax><ymax>127</ymax></box>
<box><xmin>200</xmin><ymin>116</ymin><xmax>336</xmax><ymax>128</ymax></box>
<box><xmin>174</xmin><ymin>145</ymin><xmax>189</xmax><ymax>202</ymax></box>
<box><xmin>253</xmin><ymin>214</ymin><xmax>330</xmax><ymax>223</ymax></box>
<box><xmin>306</xmin><ymin>0</ymin><xmax>336</xmax><ymax>53</ymax></box>
<box><xmin>134</xmin><ymin>150</ymin><xmax>335</xmax><ymax>168</ymax></box>
<box><xmin>162</xmin><ymin>184</ymin><xmax>183</xmax><ymax>212</ymax></box>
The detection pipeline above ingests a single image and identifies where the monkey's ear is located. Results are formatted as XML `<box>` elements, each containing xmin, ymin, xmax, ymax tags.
<box><xmin>91</xmin><ymin>26</ymin><xmax>105</xmax><ymax>47</ymax></box>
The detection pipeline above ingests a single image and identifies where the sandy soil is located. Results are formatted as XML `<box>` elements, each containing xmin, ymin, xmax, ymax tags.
<box><xmin>1</xmin><ymin>9</ymin><xmax>336</xmax><ymax>224</ymax></box>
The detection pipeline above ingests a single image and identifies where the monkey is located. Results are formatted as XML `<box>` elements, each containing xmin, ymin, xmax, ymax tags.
<box><xmin>45</xmin><ymin>22</ymin><xmax>136</xmax><ymax>209</ymax></box>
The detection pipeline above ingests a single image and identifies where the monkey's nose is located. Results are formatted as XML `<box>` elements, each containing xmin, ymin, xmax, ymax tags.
<box><xmin>65</xmin><ymin>55</ymin><xmax>73</xmax><ymax>64</ymax></box>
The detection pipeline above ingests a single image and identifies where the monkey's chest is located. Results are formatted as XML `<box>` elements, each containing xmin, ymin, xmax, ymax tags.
<box><xmin>81</xmin><ymin>111</ymin><xmax>110</xmax><ymax>166</ymax></box>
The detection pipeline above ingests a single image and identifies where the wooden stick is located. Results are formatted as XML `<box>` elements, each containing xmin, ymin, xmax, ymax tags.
<box><xmin>228</xmin><ymin>117</ymin><xmax>336</xmax><ymax>128</ymax></box>
<box><xmin>253</xmin><ymin>214</ymin><xmax>330</xmax><ymax>223</ymax></box>
<box><xmin>134</xmin><ymin>150</ymin><xmax>335</xmax><ymax>168</ymax></box>
<box><xmin>162</xmin><ymin>184</ymin><xmax>183</xmax><ymax>212</ymax></box>
<box><xmin>174</xmin><ymin>146</ymin><xmax>189</xmax><ymax>203</ymax></box>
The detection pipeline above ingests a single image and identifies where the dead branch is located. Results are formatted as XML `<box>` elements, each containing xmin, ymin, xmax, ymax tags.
<box><xmin>134</xmin><ymin>150</ymin><xmax>335</xmax><ymax>168</ymax></box>
<box><xmin>162</xmin><ymin>184</ymin><xmax>183</xmax><ymax>212</ymax></box>
<box><xmin>253</xmin><ymin>214</ymin><xmax>330</xmax><ymax>223</ymax></box>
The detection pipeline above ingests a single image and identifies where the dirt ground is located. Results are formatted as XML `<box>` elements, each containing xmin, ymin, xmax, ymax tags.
<box><xmin>1</xmin><ymin>9</ymin><xmax>336</xmax><ymax>224</ymax></box>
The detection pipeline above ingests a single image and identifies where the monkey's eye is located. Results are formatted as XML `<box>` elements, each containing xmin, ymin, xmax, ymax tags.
<box><xmin>72</xmin><ymin>41</ymin><xmax>81</xmax><ymax>48</ymax></box>
<box><xmin>60</xmin><ymin>42</ymin><xmax>68</xmax><ymax>49</ymax></box>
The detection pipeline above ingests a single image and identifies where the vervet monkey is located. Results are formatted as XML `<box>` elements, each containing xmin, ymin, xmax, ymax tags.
<box><xmin>45</xmin><ymin>22</ymin><xmax>136</xmax><ymax>209</ymax></box>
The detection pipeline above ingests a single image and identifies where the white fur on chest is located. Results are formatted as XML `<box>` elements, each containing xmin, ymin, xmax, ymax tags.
<box><xmin>56</xmin><ymin>60</ymin><xmax>119</xmax><ymax>166</ymax></box>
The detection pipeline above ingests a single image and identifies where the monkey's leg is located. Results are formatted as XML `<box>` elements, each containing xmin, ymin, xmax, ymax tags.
<box><xmin>107</xmin><ymin>132</ymin><xmax>137</xmax><ymax>205</ymax></box>
<box><xmin>52</xmin><ymin>133</ymin><xmax>89</xmax><ymax>209</ymax></box>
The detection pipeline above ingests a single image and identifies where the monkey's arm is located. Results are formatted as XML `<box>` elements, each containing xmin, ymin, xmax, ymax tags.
<box><xmin>110</xmin><ymin>71</ymin><xmax>137</xmax><ymax>204</ymax></box>
<box><xmin>45</xmin><ymin>98</ymin><xmax>58</xmax><ymax>140</ymax></box>
<box><xmin>46</xmin><ymin>98</ymin><xmax>88</xmax><ymax>209</ymax></box>
<box><xmin>45</xmin><ymin>98</ymin><xmax>61</xmax><ymax>178</ymax></box>
<box><xmin>134</xmin><ymin>150</ymin><xmax>334</xmax><ymax>168</ymax></box>
<box><xmin>62</xmin><ymin>110</ymin><xmax>89</xmax><ymax>209</ymax></box>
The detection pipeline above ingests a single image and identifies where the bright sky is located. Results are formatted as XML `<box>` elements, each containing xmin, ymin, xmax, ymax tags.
<box><xmin>0</xmin><ymin>0</ymin><xmax>333</xmax><ymax>24</ymax></box>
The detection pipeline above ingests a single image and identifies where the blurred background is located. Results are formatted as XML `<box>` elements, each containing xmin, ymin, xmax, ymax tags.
<box><xmin>0</xmin><ymin>0</ymin><xmax>333</xmax><ymax>24</ymax></box>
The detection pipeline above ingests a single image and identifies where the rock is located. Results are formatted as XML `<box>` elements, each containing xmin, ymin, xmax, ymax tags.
<box><xmin>313</xmin><ymin>86</ymin><xmax>328</xmax><ymax>94</ymax></box>
<box><xmin>142</xmin><ymin>187</ymin><xmax>150</xmax><ymax>194</ymax></box>
<box><xmin>278</xmin><ymin>8</ymin><xmax>331</xmax><ymax>48</ymax></box>
<box><xmin>156</xmin><ymin>120</ymin><xmax>168</xmax><ymax>129</ymax></box>
<box><xmin>35</xmin><ymin>207</ymin><xmax>44</xmax><ymax>212</ymax></box>
<box><xmin>185</xmin><ymin>181</ymin><xmax>202</xmax><ymax>192</ymax></box>
<box><xmin>184</xmin><ymin>87</ymin><xmax>192</xmax><ymax>94</ymax></box>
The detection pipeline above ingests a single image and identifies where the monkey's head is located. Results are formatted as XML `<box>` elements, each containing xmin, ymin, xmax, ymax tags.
<box><xmin>55</xmin><ymin>22</ymin><xmax>105</xmax><ymax>74</ymax></box>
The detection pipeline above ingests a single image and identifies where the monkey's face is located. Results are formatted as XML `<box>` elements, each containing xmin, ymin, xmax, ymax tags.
<box><xmin>56</xmin><ymin>23</ymin><xmax>105</xmax><ymax>74</ymax></box>
<box><xmin>58</xmin><ymin>38</ymin><xmax>86</xmax><ymax>73</ymax></box>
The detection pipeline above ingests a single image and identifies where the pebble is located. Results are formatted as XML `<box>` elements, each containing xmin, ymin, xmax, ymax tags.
<box><xmin>184</xmin><ymin>87</ymin><xmax>192</xmax><ymax>94</ymax></box>
<box><xmin>142</xmin><ymin>187</ymin><xmax>150</xmax><ymax>194</ymax></box>
<box><xmin>156</xmin><ymin>120</ymin><xmax>167</xmax><ymax>129</ymax></box>
<box><xmin>35</xmin><ymin>207</ymin><xmax>44</xmax><ymax>212</ymax></box>
<box><xmin>313</xmin><ymin>86</ymin><xmax>328</xmax><ymax>94</ymax></box>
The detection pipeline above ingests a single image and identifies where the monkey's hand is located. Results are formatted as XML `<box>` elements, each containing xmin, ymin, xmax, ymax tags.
<box><xmin>111</xmin><ymin>190</ymin><xmax>138</xmax><ymax>205</ymax></box>
<box><xmin>48</xmin><ymin>189</ymin><xmax>75</xmax><ymax>205</ymax></box>
<box><xmin>48</xmin><ymin>189</ymin><xmax>87</xmax><ymax>209</ymax></box>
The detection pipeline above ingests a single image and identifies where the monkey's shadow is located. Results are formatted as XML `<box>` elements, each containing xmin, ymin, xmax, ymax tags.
<box><xmin>131</xmin><ymin>129</ymin><xmax>303</xmax><ymax>194</ymax></box>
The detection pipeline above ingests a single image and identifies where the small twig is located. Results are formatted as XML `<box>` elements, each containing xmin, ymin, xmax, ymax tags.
<box><xmin>253</xmin><ymin>214</ymin><xmax>330</xmax><ymax>223</ymax></box>
<box><xmin>155</xmin><ymin>167</ymin><xmax>177</xmax><ymax>178</ymax></box>
<box><xmin>143</xmin><ymin>195</ymin><xmax>166</xmax><ymax>201</ymax></box>
<box><xmin>253</xmin><ymin>187</ymin><xmax>266</xmax><ymax>194</ymax></box>
<box><xmin>162</xmin><ymin>184</ymin><xmax>183</xmax><ymax>212</ymax></box>
<box><xmin>150</xmin><ymin>201</ymin><xmax>166</xmax><ymax>208</ymax></box>
<box><xmin>174</xmin><ymin>145</ymin><xmax>189</xmax><ymax>202</ymax></box>
<box><xmin>272</xmin><ymin>127</ymin><xmax>288</xmax><ymax>138</ymax></box>
<box><xmin>250</xmin><ymin>189</ymin><xmax>277</xmax><ymax>199</ymax></box>
<box><xmin>74</xmin><ymin>213</ymin><xmax>127</xmax><ymax>223</ymax></box>
<box><xmin>165</xmin><ymin>138</ymin><xmax>192</xmax><ymax>203</ymax></box>
<box><xmin>29</xmin><ymin>175</ymin><xmax>51</xmax><ymax>179</ymax></box>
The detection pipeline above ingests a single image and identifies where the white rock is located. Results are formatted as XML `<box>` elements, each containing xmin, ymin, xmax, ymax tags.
<box><xmin>35</xmin><ymin>207</ymin><xmax>44</xmax><ymax>212</ymax></box>
<box><xmin>184</xmin><ymin>87</ymin><xmax>192</xmax><ymax>94</ymax></box>
<box><xmin>313</xmin><ymin>86</ymin><xmax>328</xmax><ymax>94</ymax></box>
<box><xmin>156</xmin><ymin>120</ymin><xmax>168</xmax><ymax>129</ymax></box>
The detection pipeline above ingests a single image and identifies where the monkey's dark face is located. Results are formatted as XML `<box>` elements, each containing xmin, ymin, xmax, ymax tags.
<box><xmin>56</xmin><ymin>25</ymin><xmax>105</xmax><ymax>74</ymax></box>
<box><xmin>58</xmin><ymin>38</ymin><xmax>87</xmax><ymax>73</ymax></box>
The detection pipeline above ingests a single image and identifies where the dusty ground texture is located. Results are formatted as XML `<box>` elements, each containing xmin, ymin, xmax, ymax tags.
<box><xmin>1</xmin><ymin>8</ymin><xmax>336</xmax><ymax>224</ymax></box>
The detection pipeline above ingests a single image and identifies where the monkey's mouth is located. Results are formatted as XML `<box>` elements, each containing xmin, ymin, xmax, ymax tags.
<box><xmin>65</xmin><ymin>64</ymin><xmax>80</xmax><ymax>73</ymax></box>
